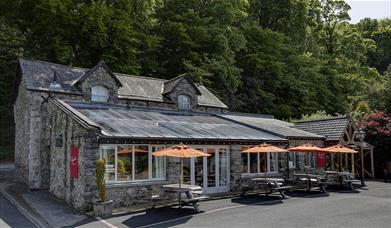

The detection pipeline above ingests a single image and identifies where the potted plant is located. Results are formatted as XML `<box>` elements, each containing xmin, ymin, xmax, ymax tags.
<box><xmin>93</xmin><ymin>159</ymin><xmax>113</xmax><ymax>217</ymax></box>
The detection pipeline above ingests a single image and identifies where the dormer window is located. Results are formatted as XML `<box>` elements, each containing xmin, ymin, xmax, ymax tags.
<box><xmin>91</xmin><ymin>86</ymin><xmax>109</xmax><ymax>102</ymax></box>
<box><xmin>178</xmin><ymin>95</ymin><xmax>191</xmax><ymax>110</ymax></box>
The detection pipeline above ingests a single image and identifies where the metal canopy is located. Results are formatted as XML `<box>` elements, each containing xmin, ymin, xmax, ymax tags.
<box><xmin>67</xmin><ymin>101</ymin><xmax>286</xmax><ymax>142</ymax></box>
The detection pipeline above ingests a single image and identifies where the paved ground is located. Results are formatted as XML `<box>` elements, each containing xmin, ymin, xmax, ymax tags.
<box><xmin>0</xmin><ymin>189</ymin><xmax>36</xmax><ymax>228</ymax></box>
<box><xmin>73</xmin><ymin>181</ymin><xmax>391</xmax><ymax>228</ymax></box>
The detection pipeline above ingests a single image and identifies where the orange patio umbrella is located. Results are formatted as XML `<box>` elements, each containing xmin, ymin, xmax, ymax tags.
<box><xmin>242</xmin><ymin>143</ymin><xmax>288</xmax><ymax>179</ymax></box>
<box><xmin>153</xmin><ymin>144</ymin><xmax>210</xmax><ymax>201</ymax></box>
<box><xmin>322</xmin><ymin>144</ymin><xmax>358</xmax><ymax>154</ymax></box>
<box><xmin>322</xmin><ymin>144</ymin><xmax>358</xmax><ymax>172</ymax></box>
<box><xmin>288</xmin><ymin>143</ymin><xmax>325</xmax><ymax>153</ymax></box>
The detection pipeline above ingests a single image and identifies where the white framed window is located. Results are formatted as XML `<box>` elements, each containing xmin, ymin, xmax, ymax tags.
<box><xmin>178</xmin><ymin>95</ymin><xmax>191</xmax><ymax>110</ymax></box>
<box><xmin>91</xmin><ymin>85</ymin><xmax>109</xmax><ymax>102</ymax></box>
<box><xmin>100</xmin><ymin>144</ymin><xmax>166</xmax><ymax>183</ymax></box>
<box><xmin>241</xmin><ymin>147</ymin><xmax>279</xmax><ymax>174</ymax></box>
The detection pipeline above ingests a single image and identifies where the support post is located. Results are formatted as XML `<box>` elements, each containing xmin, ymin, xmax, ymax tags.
<box><xmin>370</xmin><ymin>149</ymin><xmax>375</xmax><ymax>179</ymax></box>
<box><xmin>360</xmin><ymin>147</ymin><xmax>364</xmax><ymax>179</ymax></box>
<box><xmin>345</xmin><ymin>154</ymin><xmax>348</xmax><ymax>171</ymax></box>
<box><xmin>331</xmin><ymin>153</ymin><xmax>335</xmax><ymax>170</ymax></box>
<box><xmin>351</xmin><ymin>153</ymin><xmax>355</xmax><ymax>176</ymax></box>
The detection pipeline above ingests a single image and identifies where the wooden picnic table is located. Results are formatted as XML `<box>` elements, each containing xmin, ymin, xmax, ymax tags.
<box><xmin>323</xmin><ymin>171</ymin><xmax>361</xmax><ymax>189</ymax></box>
<box><xmin>291</xmin><ymin>173</ymin><xmax>327</xmax><ymax>192</ymax></box>
<box><xmin>163</xmin><ymin>184</ymin><xmax>206</xmax><ymax>213</ymax></box>
<box><xmin>240</xmin><ymin>177</ymin><xmax>291</xmax><ymax>199</ymax></box>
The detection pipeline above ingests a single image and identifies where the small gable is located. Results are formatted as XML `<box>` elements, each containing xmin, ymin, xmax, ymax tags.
<box><xmin>73</xmin><ymin>61</ymin><xmax>122</xmax><ymax>87</ymax></box>
<box><xmin>162</xmin><ymin>74</ymin><xmax>201</xmax><ymax>110</ymax></box>
<box><xmin>73</xmin><ymin>61</ymin><xmax>122</xmax><ymax>103</ymax></box>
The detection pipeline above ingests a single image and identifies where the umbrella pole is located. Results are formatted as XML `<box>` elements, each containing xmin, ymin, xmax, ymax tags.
<box><xmin>179</xmin><ymin>157</ymin><xmax>183</xmax><ymax>205</ymax></box>
<box><xmin>264</xmin><ymin>154</ymin><xmax>267</xmax><ymax>180</ymax></box>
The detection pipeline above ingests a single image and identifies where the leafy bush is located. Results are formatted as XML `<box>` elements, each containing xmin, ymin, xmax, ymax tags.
<box><xmin>96</xmin><ymin>159</ymin><xmax>107</xmax><ymax>202</ymax></box>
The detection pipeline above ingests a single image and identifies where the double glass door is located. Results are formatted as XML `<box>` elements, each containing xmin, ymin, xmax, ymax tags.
<box><xmin>183</xmin><ymin>146</ymin><xmax>229</xmax><ymax>193</ymax></box>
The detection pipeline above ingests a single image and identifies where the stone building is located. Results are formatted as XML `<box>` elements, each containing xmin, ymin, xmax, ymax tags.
<box><xmin>14</xmin><ymin>58</ymin><xmax>324</xmax><ymax>211</ymax></box>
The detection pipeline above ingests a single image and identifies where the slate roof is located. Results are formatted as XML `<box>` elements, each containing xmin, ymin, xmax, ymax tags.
<box><xmin>218</xmin><ymin>113</ymin><xmax>324</xmax><ymax>139</ymax></box>
<box><xmin>52</xmin><ymin>99</ymin><xmax>285</xmax><ymax>142</ymax></box>
<box><xmin>293</xmin><ymin>116</ymin><xmax>349</xmax><ymax>141</ymax></box>
<box><xmin>19</xmin><ymin>59</ymin><xmax>227</xmax><ymax>108</ymax></box>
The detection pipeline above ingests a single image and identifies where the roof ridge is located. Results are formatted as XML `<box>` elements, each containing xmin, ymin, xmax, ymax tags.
<box><xmin>164</xmin><ymin>73</ymin><xmax>187</xmax><ymax>84</ymax></box>
<box><xmin>19</xmin><ymin>58</ymin><xmax>88</xmax><ymax>71</ymax></box>
<box><xmin>223</xmin><ymin>112</ymin><xmax>275</xmax><ymax>119</ymax></box>
<box><xmin>115</xmin><ymin>73</ymin><xmax>167</xmax><ymax>81</ymax></box>
<box><xmin>295</xmin><ymin>115</ymin><xmax>347</xmax><ymax>124</ymax></box>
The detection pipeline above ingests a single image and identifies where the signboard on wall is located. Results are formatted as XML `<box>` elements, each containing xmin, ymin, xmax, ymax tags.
<box><xmin>317</xmin><ymin>152</ymin><xmax>326</xmax><ymax>167</ymax></box>
<box><xmin>70</xmin><ymin>147</ymin><xmax>79</xmax><ymax>178</ymax></box>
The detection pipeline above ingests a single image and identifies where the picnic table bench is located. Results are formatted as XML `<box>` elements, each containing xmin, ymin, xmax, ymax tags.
<box><xmin>241</xmin><ymin>178</ymin><xmax>292</xmax><ymax>199</ymax></box>
<box><xmin>163</xmin><ymin>184</ymin><xmax>208</xmax><ymax>213</ymax></box>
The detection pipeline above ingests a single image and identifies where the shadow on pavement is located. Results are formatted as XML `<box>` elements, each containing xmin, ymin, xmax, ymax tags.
<box><xmin>285</xmin><ymin>190</ymin><xmax>330</xmax><ymax>198</ymax></box>
<box><xmin>121</xmin><ymin>206</ymin><xmax>197</xmax><ymax>228</ymax></box>
<box><xmin>231</xmin><ymin>194</ymin><xmax>283</xmax><ymax>205</ymax></box>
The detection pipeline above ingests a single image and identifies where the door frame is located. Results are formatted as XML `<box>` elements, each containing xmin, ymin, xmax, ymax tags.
<box><xmin>191</xmin><ymin>145</ymin><xmax>230</xmax><ymax>193</ymax></box>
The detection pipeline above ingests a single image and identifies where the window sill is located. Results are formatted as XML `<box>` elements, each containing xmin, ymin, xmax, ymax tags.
<box><xmin>105</xmin><ymin>179</ymin><xmax>169</xmax><ymax>188</ymax></box>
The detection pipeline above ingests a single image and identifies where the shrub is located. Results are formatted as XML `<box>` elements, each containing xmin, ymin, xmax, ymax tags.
<box><xmin>96</xmin><ymin>159</ymin><xmax>107</xmax><ymax>202</ymax></box>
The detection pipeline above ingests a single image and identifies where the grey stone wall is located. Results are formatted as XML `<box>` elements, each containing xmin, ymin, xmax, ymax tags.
<box><xmin>14</xmin><ymin>79</ymin><xmax>31</xmax><ymax>185</ymax></box>
<box><xmin>48</xmin><ymin>100</ymin><xmax>100</xmax><ymax>211</ymax></box>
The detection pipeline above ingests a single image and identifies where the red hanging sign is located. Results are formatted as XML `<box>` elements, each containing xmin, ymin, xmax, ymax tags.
<box><xmin>317</xmin><ymin>152</ymin><xmax>326</xmax><ymax>167</ymax></box>
<box><xmin>70</xmin><ymin>147</ymin><xmax>79</xmax><ymax>178</ymax></box>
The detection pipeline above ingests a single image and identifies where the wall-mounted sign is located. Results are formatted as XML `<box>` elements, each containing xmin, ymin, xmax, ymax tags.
<box><xmin>317</xmin><ymin>152</ymin><xmax>326</xmax><ymax>167</ymax></box>
<box><xmin>70</xmin><ymin>147</ymin><xmax>79</xmax><ymax>178</ymax></box>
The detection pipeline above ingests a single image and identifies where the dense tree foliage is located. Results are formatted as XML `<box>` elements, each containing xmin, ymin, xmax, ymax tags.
<box><xmin>0</xmin><ymin>0</ymin><xmax>390</xmax><ymax>158</ymax></box>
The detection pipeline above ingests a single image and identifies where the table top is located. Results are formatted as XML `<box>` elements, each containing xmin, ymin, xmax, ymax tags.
<box><xmin>163</xmin><ymin>184</ymin><xmax>203</xmax><ymax>192</ymax></box>
<box><xmin>324</xmin><ymin>171</ymin><xmax>352</xmax><ymax>176</ymax></box>
<box><xmin>293</xmin><ymin>173</ymin><xmax>321</xmax><ymax>177</ymax></box>
<box><xmin>251</xmin><ymin>177</ymin><xmax>285</xmax><ymax>182</ymax></box>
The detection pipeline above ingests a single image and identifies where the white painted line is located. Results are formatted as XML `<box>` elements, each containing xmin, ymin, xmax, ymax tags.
<box><xmin>0</xmin><ymin>184</ymin><xmax>48</xmax><ymax>228</ymax></box>
<box><xmin>96</xmin><ymin>216</ymin><xmax>118</xmax><ymax>228</ymax></box>
<box><xmin>139</xmin><ymin>199</ymin><xmax>287</xmax><ymax>228</ymax></box>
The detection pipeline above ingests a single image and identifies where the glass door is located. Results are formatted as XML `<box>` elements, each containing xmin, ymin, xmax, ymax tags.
<box><xmin>187</xmin><ymin>146</ymin><xmax>230</xmax><ymax>194</ymax></box>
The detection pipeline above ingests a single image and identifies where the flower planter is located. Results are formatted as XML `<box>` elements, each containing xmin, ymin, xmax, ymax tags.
<box><xmin>93</xmin><ymin>200</ymin><xmax>113</xmax><ymax>218</ymax></box>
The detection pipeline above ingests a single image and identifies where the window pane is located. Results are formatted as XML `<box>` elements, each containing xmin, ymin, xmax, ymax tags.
<box><xmin>152</xmin><ymin>146</ymin><xmax>165</xmax><ymax>179</ymax></box>
<box><xmin>207</xmin><ymin>148</ymin><xmax>216</xmax><ymax>187</ymax></box>
<box><xmin>307</xmin><ymin>153</ymin><xmax>316</xmax><ymax>168</ymax></box>
<box><xmin>241</xmin><ymin>153</ymin><xmax>248</xmax><ymax>173</ymax></box>
<box><xmin>100</xmin><ymin>145</ymin><xmax>116</xmax><ymax>181</ymax></box>
<box><xmin>259</xmin><ymin>153</ymin><xmax>267</xmax><ymax>173</ymax></box>
<box><xmin>117</xmin><ymin>145</ymin><xmax>132</xmax><ymax>181</ymax></box>
<box><xmin>269</xmin><ymin>153</ymin><xmax>278</xmax><ymax>172</ymax></box>
<box><xmin>195</xmin><ymin>148</ymin><xmax>204</xmax><ymax>187</ymax></box>
<box><xmin>250</xmin><ymin>153</ymin><xmax>258</xmax><ymax>173</ymax></box>
<box><xmin>182</xmin><ymin>158</ymin><xmax>191</xmax><ymax>184</ymax></box>
<box><xmin>288</xmin><ymin>152</ymin><xmax>296</xmax><ymax>169</ymax></box>
<box><xmin>91</xmin><ymin>86</ymin><xmax>109</xmax><ymax>102</ymax></box>
<box><xmin>178</xmin><ymin>95</ymin><xmax>190</xmax><ymax>110</ymax></box>
<box><xmin>219</xmin><ymin>148</ymin><xmax>228</xmax><ymax>186</ymax></box>
<box><xmin>135</xmin><ymin>145</ymin><xmax>149</xmax><ymax>180</ymax></box>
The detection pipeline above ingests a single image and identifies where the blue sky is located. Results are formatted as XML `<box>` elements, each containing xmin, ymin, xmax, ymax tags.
<box><xmin>346</xmin><ymin>0</ymin><xmax>391</xmax><ymax>23</ymax></box>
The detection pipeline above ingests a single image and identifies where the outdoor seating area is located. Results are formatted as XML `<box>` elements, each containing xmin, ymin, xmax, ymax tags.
<box><xmin>147</xmin><ymin>143</ymin><xmax>366</xmax><ymax>213</ymax></box>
